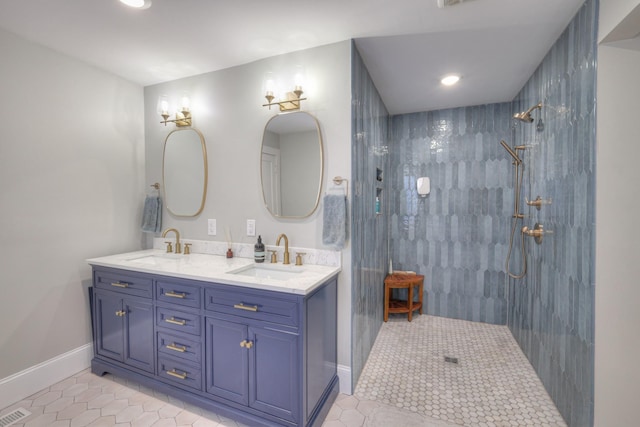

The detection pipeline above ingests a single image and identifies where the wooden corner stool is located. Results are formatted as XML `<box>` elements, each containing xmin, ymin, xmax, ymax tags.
<box><xmin>384</xmin><ymin>273</ymin><xmax>424</xmax><ymax>322</ymax></box>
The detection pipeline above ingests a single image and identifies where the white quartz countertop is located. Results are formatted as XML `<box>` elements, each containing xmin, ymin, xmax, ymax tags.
<box><xmin>87</xmin><ymin>249</ymin><xmax>341</xmax><ymax>295</ymax></box>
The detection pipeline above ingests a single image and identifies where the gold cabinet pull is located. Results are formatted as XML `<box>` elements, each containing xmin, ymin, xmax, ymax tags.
<box><xmin>165</xmin><ymin>317</ymin><xmax>186</xmax><ymax>326</ymax></box>
<box><xmin>233</xmin><ymin>303</ymin><xmax>258</xmax><ymax>312</ymax></box>
<box><xmin>115</xmin><ymin>310</ymin><xmax>126</xmax><ymax>317</ymax></box>
<box><xmin>166</xmin><ymin>343</ymin><xmax>187</xmax><ymax>353</ymax></box>
<box><xmin>164</xmin><ymin>291</ymin><xmax>186</xmax><ymax>299</ymax></box>
<box><xmin>166</xmin><ymin>369</ymin><xmax>187</xmax><ymax>380</ymax></box>
<box><xmin>111</xmin><ymin>282</ymin><xmax>129</xmax><ymax>288</ymax></box>
<box><xmin>240</xmin><ymin>340</ymin><xmax>254</xmax><ymax>349</ymax></box>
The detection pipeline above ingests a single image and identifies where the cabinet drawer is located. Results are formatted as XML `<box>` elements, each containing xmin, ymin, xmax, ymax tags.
<box><xmin>94</xmin><ymin>268</ymin><xmax>152</xmax><ymax>299</ymax></box>
<box><xmin>157</xmin><ymin>307</ymin><xmax>201</xmax><ymax>336</ymax></box>
<box><xmin>157</xmin><ymin>331</ymin><xmax>201</xmax><ymax>365</ymax></box>
<box><xmin>205</xmin><ymin>288</ymin><xmax>299</xmax><ymax>327</ymax></box>
<box><xmin>158</xmin><ymin>357</ymin><xmax>202</xmax><ymax>391</ymax></box>
<box><xmin>156</xmin><ymin>280</ymin><xmax>201</xmax><ymax>309</ymax></box>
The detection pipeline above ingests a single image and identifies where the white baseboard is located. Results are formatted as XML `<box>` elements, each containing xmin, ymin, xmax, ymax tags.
<box><xmin>0</xmin><ymin>344</ymin><xmax>92</xmax><ymax>410</ymax></box>
<box><xmin>337</xmin><ymin>364</ymin><xmax>352</xmax><ymax>395</ymax></box>
<box><xmin>0</xmin><ymin>346</ymin><xmax>350</xmax><ymax>408</ymax></box>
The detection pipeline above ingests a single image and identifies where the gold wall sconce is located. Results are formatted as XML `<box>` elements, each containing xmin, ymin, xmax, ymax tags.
<box><xmin>158</xmin><ymin>95</ymin><xmax>192</xmax><ymax>127</ymax></box>
<box><xmin>262</xmin><ymin>69</ymin><xmax>308</xmax><ymax>112</ymax></box>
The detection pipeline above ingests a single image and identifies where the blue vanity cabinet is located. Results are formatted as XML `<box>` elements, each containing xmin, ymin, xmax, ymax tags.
<box><xmin>204</xmin><ymin>284</ymin><xmax>301</xmax><ymax>422</ymax></box>
<box><xmin>154</xmin><ymin>277</ymin><xmax>205</xmax><ymax>392</ymax></box>
<box><xmin>93</xmin><ymin>270</ymin><xmax>155</xmax><ymax>374</ymax></box>
<box><xmin>205</xmin><ymin>318</ymin><xmax>299</xmax><ymax>423</ymax></box>
<box><xmin>91</xmin><ymin>264</ymin><xmax>339</xmax><ymax>427</ymax></box>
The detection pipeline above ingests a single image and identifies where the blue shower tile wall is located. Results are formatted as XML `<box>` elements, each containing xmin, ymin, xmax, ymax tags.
<box><xmin>390</xmin><ymin>103</ymin><xmax>513</xmax><ymax>325</ymax></box>
<box><xmin>509</xmin><ymin>1</ymin><xmax>597</xmax><ymax>426</ymax></box>
<box><xmin>350</xmin><ymin>43</ymin><xmax>390</xmax><ymax>387</ymax></box>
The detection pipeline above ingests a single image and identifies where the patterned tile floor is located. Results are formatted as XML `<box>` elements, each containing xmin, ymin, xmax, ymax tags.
<box><xmin>352</xmin><ymin>314</ymin><xmax>567</xmax><ymax>427</ymax></box>
<box><xmin>1</xmin><ymin>315</ymin><xmax>567</xmax><ymax>427</ymax></box>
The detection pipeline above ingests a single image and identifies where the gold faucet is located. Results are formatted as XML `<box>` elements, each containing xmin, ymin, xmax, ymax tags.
<box><xmin>276</xmin><ymin>233</ymin><xmax>290</xmax><ymax>265</ymax></box>
<box><xmin>162</xmin><ymin>228</ymin><xmax>181</xmax><ymax>254</ymax></box>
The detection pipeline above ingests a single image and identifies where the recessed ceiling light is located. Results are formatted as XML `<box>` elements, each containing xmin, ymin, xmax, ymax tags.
<box><xmin>441</xmin><ymin>75</ymin><xmax>461</xmax><ymax>86</ymax></box>
<box><xmin>119</xmin><ymin>0</ymin><xmax>152</xmax><ymax>9</ymax></box>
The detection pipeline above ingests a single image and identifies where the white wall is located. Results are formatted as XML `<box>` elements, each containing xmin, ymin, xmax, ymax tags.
<box><xmin>0</xmin><ymin>28</ymin><xmax>144</xmax><ymax>393</ymax></box>
<box><xmin>598</xmin><ymin>0</ymin><xmax>640</xmax><ymax>43</ymax></box>
<box><xmin>594</xmin><ymin>29</ymin><xmax>640</xmax><ymax>427</ymax></box>
<box><xmin>144</xmin><ymin>41</ymin><xmax>353</xmax><ymax>382</ymax></box>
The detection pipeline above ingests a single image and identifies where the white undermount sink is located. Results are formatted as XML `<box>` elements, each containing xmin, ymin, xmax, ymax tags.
<box><xmin>228</xmin><ymin>264</ymin><xmax>303</xmax><ymax>281</ymax></box>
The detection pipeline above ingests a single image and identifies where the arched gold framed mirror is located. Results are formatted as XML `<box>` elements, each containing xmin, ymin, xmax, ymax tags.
<box><xmin>163</xmin><ymin>128</ymin><xmax>208</xmax><ymax>217</ymax></box>
<box><xmin>261</xmin><ymin>112</ymin><xmax>324</xmax><ymax>218</ymax></box>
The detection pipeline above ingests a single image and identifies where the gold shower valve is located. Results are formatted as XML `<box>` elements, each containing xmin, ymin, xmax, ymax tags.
<box><xmin>526</xmin><ymin>196</ymin><xmax>552</xmax><ymax>210</ymax></box>
<box><xmin>522</xmin><ymin>223</ymin><xmax>553</xmax><ymax>244</ymax></box>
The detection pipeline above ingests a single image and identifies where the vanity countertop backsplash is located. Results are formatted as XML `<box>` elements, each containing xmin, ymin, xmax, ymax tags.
<box><xmin>87</xmin><ymin>239</ymin><xmax>341</xmax><ymax>295</ymax></box>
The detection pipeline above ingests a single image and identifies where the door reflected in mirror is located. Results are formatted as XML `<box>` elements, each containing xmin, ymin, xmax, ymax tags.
<box><xmin>163</xmin><ymin>128</ymin><xmax>208</xmax><ymax>217</ymax></box>
<box><xmin>261</xmin><ymin>112</ymin><xmax>323</xmax><ymax>218</ymax></box>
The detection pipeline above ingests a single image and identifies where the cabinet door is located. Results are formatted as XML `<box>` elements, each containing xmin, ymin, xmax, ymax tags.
<box><xmin>249</xmin><ymin>327</ymin><xmax>299</xmax><ymax>423</ymax></box>
<box><xmin>94</xmin><ymin>291</ymin><xmax>124</xmax><ymax>361</ymax></box>
<box><xmin>123</xmin><ymin>298</ymin><xmax>155</xmax><ymax>373</ymax></box>
<box><xmin>205</xmin><ymin>318</ymin><xmax>249</xmax><ymax>405</ymax></box>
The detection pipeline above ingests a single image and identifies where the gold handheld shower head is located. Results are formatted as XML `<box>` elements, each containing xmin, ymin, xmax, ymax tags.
<box><xmin>513</xmin><ymin>102</ymin><xmax>542</xmax><ymax>123</ymax></box>
<box><xmin>500</xmin><ymin>140</ymin><xmax>522</xmax><ymax>164</ymax></box>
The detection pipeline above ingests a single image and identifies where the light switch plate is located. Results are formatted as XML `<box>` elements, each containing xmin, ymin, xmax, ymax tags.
<box><xmin>208</xmin><ymin>219</ymin><xmax>216</xmax><ymax>236</ymax></box>
<box><xmin>246</xmin><ymin>219</ymin><xmax>256</xmax><ymax>236</ymax></box>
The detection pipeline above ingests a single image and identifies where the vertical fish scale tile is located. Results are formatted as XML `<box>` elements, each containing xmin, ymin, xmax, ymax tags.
<box><xmin>507</xmin><ymin>1</ymin><xmax>596</xmax><ymax>425</ymax></box>
<box><xmin>350</xmin><ymin>44</ymin><xmax>391</xmax><ymax>385</ymax></box>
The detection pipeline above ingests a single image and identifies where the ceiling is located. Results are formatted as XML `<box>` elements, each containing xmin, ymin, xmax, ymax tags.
<box><xmin>0</xmin><ymin>0</ymin><xmax>586</xmax><ymax>115</ymax></box>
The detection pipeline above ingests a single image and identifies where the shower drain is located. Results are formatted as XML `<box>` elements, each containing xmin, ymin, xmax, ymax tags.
<box><xmin>0</xmin><ymin>408</ymin><xmax>31</xmax><ymax>427</ymax></box>
<box><xmin>444</xmin><ymin>356</ymin><xmax>459</xmax><ymax>364</ymax></box>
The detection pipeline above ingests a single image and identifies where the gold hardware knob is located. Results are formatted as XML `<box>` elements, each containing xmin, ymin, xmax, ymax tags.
<box><xmin>184</xmin><ymin>243</ymin><xmax>191</xmax><ymax>255</ymax></box>
<box><xmin>111</xmin><ymin>282</ymin><xmax>129</xmax><ymax>288</ymax></box>
<box><xmin>295</xmin><ymin>252</ymin><xmax>306</xmax><ymax>266</ymax></box>
<box><xmin>165</xmin><ymin>291</ymin><xmax>186</xmax><ymax>299</ymax></box>
<box><xmin>245</xmin><ymin>341</ymin><xmax>253</xmax><ymax>349</ymax></box>
<box><xmin>166</xmin><ymin>369</ymin><xmax>187</xmax><ymax>380</ymax></box>
<box><xmin>165</xmin><ymin>241</ymin><xmax>173</xmax><ymax>253</ymax></box>
<box><xmin>165</xmin><ymin>317</ymin><xmax>186</xmax><ymax>326</ymax></box>
<box><xmin>234</xmin><ymin>303</ymin><xmax>258</xmax><ymax>312</ymax></box>
<box><xmin>166</xmin><ymin>343</ymin><xmax>187</xmax><ymax>353</ymax></box>
<box><xmin>115</xmin><ymin>310</ymin><xmax>126</xmax><ymax>317</ymax></box>
<box><xmin>270</xmin><ymin>250</ymin><xmax>277</xmax><ymax>263</ymax></box>
<box><xmin>240</xmin><ymin>340</ymin><xmax>248</xmax><ymax>348</ymax></box>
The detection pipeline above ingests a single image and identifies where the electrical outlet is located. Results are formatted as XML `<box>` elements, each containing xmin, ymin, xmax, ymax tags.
<box><xmin>246</xmin><ymin>219</ymin><xmax>256</xmax><ymax>236</ymax></box>
<box><xmin>208</xmin><ymin>219</ymin><xmax>216</xmax><ymax>236</ymax></box>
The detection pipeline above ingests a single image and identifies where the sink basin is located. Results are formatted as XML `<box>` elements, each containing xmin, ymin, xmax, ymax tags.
<box><xmin>229</xmin><ymin>264</ymin><xmax>303</xmax><ymax>281</ymax></box>
<box><xmin>126</xmin><ymin>253</ymin><xmax>183</xmax><ymax>265</ymax></box>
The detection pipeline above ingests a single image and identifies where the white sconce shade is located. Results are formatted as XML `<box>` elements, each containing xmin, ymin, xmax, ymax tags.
<box><xmin>417</xmin><ymin>177</ymin><xmax>430</xmax><ymax>196</ymax></box>
<box><xmin>157</xmin><ymin>95</ymin><xmax>169</xmax><ymax>115</ymax></box>
<box><xmin>180</xmin><ymin>95</ymin><xmax>190</xmax><ymax>112</ymax></box>
<box><xmin>293</xmin><ymin>65</ymin><xmax>305</xmax><ymax>91</ymax></box>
